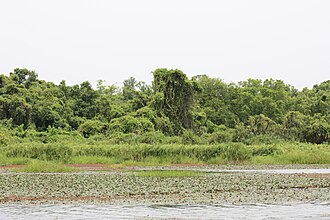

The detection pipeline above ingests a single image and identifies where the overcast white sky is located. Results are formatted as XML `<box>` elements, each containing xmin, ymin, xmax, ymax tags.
<box><xmin>1</xmin><ymin>0</ymin><xmax>329</xmax><ymax>89</ymax></box>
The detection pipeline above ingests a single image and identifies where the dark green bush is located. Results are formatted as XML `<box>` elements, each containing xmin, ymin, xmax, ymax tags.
<box><xmin>303</xmin><ymin>121</ymin><xmax>330</xmax><ymax>144</ymax></box>
<box><xmin>181</xmin><ymin>130</ymin><xmax>201</xmax><ymax>144</ymax></box>
<box><xmin>78</xmin><ymin>120</ymin><xmax>108</xmax><ymax>138</ymax></box>
<box><xmin>209</xmin><ymin>125</ymin><xmax>234</xmax><ymax>143</ymax></box>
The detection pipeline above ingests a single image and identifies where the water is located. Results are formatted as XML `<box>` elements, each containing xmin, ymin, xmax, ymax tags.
<box><xmin>165</xmin><ymin>168</ymin><xmax>330</xmax><ymax>175</ymax></box>
<box><xmin>210</xmin><ymin>168</ymin><xmax>330</xmax><ymax>174</ymax></box>
<box><xmin>1</xmin><ymin>168</ymin><xmax>329</xmax><ymax>219</ymax></box>
<box><xmin>1</xmin><ymin>203</ymin><xmax>330</xmax><ymax>219</ymax></box>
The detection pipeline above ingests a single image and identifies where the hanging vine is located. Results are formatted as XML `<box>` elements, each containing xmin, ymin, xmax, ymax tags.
<box><xmin>152</xmin><ymin>68</ymin><xmax>199</xmax><ymax>134</ymax></box>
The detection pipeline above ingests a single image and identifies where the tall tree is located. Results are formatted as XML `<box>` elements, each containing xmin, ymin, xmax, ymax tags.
<box><xmin>152</xmin><ymin>68</ymin><xmax>198</xmax><ymax>133</ymax></box>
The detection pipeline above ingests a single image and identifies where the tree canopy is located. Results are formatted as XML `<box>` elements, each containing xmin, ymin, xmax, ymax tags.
<box><xmin>0</xmin><ymin>68</ymin><xmax>329</xmax><ymax>144</ymax></box>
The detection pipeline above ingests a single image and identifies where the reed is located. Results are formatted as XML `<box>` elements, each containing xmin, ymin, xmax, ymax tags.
<box><xmin>3</xmin><ymin>141</ymin><xmax>330</xmax><ymax>165</ymax></box>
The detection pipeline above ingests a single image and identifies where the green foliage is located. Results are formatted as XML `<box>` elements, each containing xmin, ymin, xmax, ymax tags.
<box><xmin>108</xmin><ymin>115</ymin><xmax>154</xmax><ymax>134</ymax></box>
<box><xmin>252</xmin><ymin>151</ymin><xmax>330</xmax><ymax>164</ymax></box>
<box><xmin>152</xmin><ymin>68</ymin><xmax>199</xmax><ymax>134</ymax></box>
<box><xmin>0</xmin><ymin>127</ymin><xmax>15</xmax><ymax>147</ymax></box>
<box><xmin>0</xmin><ymin>95</ymin><xmax>31</xmax><ymax>127</ymax></box>
<box><xmin>136</xmin><ymin>131</ymin><xmax>167</xmax><ymax>144</ymax></box>
<box><xmin>71</xmin><ymin>81</ymin><xmax>99</xmax><ymax>119</ymax></box>
<box><xmin>251</xmin><ymin>145</ymin><xmax>281</xmax><ymax>156</ymax></box>
<box><xmin>6</xmin><ymin>143</ymin><xmax>73</xmax><ymax>161</ymax></box>
<box><xmin>209</xmin><ymin>125</ymin><xmax>234</xmax><ymax>143</ymax></box>
<box><xmin>69</xmin><ymin>156</ymin><xmax>118</xmax><ymax>164</ymax></box>
<box><xmin>303</xmin><ymin>119</ymin><xmax>330</xmax><ymax>144</ymax></box>
<box><xmin>18</xmin><ymin>160</ymin><xmax>78</xmax><ymax>173</ymax></box>
<box><xmin>122</xmin><ymin>77</ymin><xmax>138</xmax><ymax>101</ymax></box>
<box><xmin>9</xmin><ymin>68</ymin><xmax>38</xmax><ymax>88</ymax></box>
<box><xmin>243</xmin><ymin>134</ymin><xmax>285</xmax><ymax>145</ymax></box>
<box><xmin>0</xmin><ymin>155</ymin><xmax>29</xmax><ymax>165</ymax></box>
<box><xmin>181</xmin><ymin>130</ymin><xmax>201</xmax><ymax>144</ymax></box>
<box><xmin>246</xmin><ymin>114</ymin><xmax>279</xmax><ymax>135</ymax></box>
<box><xmin>1</xmin><ymin>66</ymin><xmax>330</xmax><ymax>168</ymax></box>
<box><xmin>2</xmin><ymin>139</ymin><xmax>330</xmax><ymax>165</ymax></box>
<box><xmin>67</xmin><ymin>116</ymin><xmax>85</xmax><ymax>130</ymax></box>
<box><xmin>152</xmin><ymin>114</ymin><xmax>174</xmax><ymax>135</ymax></box>
<box><xmin>194</xmin><ymin>75</ymin><xmax>237</xmax><ymax>127</ymax></box>
<box><xmin>72</xmin><ymin>143</ymin><xmax>254</xmax><ymax>163</ymax></box>
<box><xmin>78</xmin><ymin>120</ymin><xmax>108</xmax><ymax>138</ymax></box>
<box><xmin>282</xmin><ymin>111</ymin><xmax>306</xmax><ymax>140</ymax></box>
<box><xmin>219</xmin><ymin>143</ymin><xmax>252</xmax><ymax>162</ymax></box>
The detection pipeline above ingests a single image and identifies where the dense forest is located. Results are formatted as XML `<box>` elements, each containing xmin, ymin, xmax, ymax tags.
<box><xmin>0</xmin><ymin>68</ymin><xmax>330</xmax><ymax>146</ymax></box>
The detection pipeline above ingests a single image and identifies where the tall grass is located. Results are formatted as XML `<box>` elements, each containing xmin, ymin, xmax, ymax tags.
<box><xmin>4</xmin><ymin>142</ymin><xmax>255</xmax><ymax>164</ymax></box>
<box><xmin>3</xmin><ymin>140</ymin><xmax>330</xmax><ymax>165</ymax></box>
<box><xmin>250</xmin><ymin>143</ymin><xmax>330</xmax><ymax>164</ymax></box>
<box><xmin>0</xmin><ymin>154</ymin><xmax>29</xmax><ymax>165</ymax></box>
<box><xmin>72</xmin><ymin>143</ymin><xmax>254</xmax><ymax>163</ymax></box>
<box><xmin>121</xmin><ymin>156</ymin><xmax>203</xmax><ymax>166</ymax></box>
<box><xmin>6</xmin><ymin>143</ymin><xmax>72</xmax><ymax>161</ymax></box>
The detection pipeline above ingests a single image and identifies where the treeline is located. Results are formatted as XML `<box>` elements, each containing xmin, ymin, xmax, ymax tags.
<box><xmin>0</xmin><ymin>68</ymin><xmax>329</xmax><ymax>145</ymax></box>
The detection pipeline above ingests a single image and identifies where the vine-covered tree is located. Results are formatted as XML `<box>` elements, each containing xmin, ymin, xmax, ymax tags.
<box><xmin>152</xmin><ymin>68</ymin><xmax>199</xmax><ymax>134</ymax></box>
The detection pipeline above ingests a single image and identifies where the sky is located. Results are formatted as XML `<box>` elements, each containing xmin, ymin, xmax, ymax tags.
<box><xmin>1</xmin><ymin>0</ymin><xmax>330</xmax><ymax>90</ymax></box>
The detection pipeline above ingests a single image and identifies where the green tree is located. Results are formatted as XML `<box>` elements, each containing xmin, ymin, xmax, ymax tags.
<box><xmin>0</xmin><ymin>96</ymin><xmax>31</xmax><ymax>127</ymax></box>
<box><xmin>194</xmin><ymin>75</ymin><xmax>237</xmax><ymax>127</ymax></box>
<box><xmin>152</xmin><ymin>68</ymin><xmax>199</xmax><ymax>134</ymax></box>
<box><xmin>9</xmin><ymin>68</ymin><xmax>38</xmax><ymax>88</ymax></box>
<box><xmin>303</xmin><ymin>118</ymin><xmax>330</xmax><ymax>144</ymax></box>
<box><xmin>70</xmin><ymin>81</ymin><xmax>99</xmax><ymax>119</ymax></box>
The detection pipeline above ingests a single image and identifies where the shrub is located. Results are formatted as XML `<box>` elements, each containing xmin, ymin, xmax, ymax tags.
<box><xmin>209</xmin><ymin>125</ymin><xmax>234</xmax><ymax>143</ymax></box>
<box><xmin>303</xmin><ymin>121</ymin><xmax>330</xmax><ymax>144</ymax></box>
<box><xmin>136</xmin><ymin>131</ymin><xmax>167</xmax><ymax>144</ymax></box>
<box><xmin>181</xmin><ymin>130</ymin><xmax>201</xmax><ymax>144</ymax></box>
<box><xmin>0</xmin><ymin>128</ymin><xmax>14</xmax><ymax>147</ymax></box>
<box><xmin>78</xmin><ymin>120</ymin><xmax>108</xmax><ymax>138</ymax></box>
<box><xmin>108</xmin><ymin>116</ymin><xmax>154</xmax><ymax>134</ymax></box>
<box><xmin>153</xmin><ymin>115</ymin><xmax>174</xmax><ymax>135</ymax></box>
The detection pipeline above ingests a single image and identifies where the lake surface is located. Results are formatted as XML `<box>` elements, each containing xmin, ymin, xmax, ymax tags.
<box><xmin>209</xmin><ymin>168</ymin><xmax>330</xmax><ymax>174</ymax></box>
<box><xmin>1</xmin><ymin>203</ymin><xmax>330</xmax><ymax>220</ymax></box>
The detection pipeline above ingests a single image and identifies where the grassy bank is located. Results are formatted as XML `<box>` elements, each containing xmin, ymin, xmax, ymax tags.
<box><xmin>1</xmin><ymin>141</ymin><xmax>330</xmax><ymax>169</ymax></box>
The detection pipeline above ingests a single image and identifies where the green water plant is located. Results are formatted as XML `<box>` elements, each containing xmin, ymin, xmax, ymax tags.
<box><xmin>17</xmin><ymin>160</ymin><xmax>79</xmax><ymax>173</ymax></box>
<box><xmin>133</xmin><ymin>170</ymin><xmax>203</xmax><ymax>177</ymax></box>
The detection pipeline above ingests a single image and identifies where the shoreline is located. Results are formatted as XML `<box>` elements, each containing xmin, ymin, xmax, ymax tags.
<box><xmin>2</xmin><ymin>163</ymin><xmax>330</xmax><ymax>171</ymax></box>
